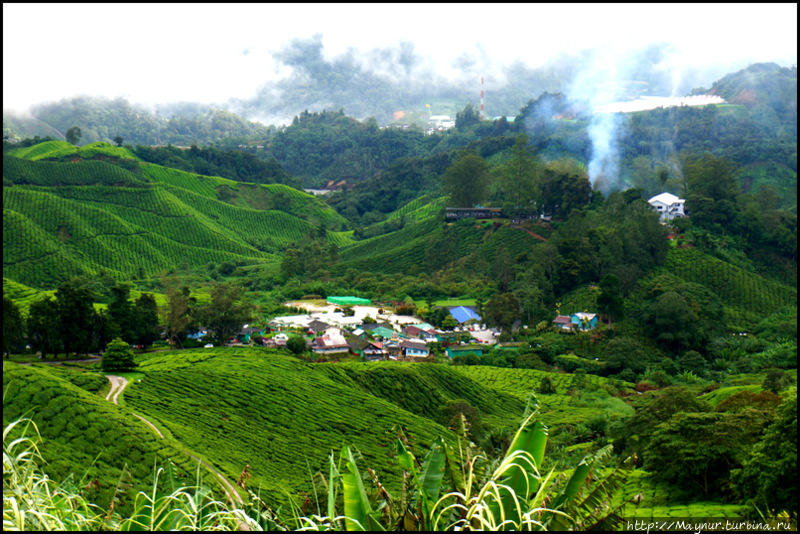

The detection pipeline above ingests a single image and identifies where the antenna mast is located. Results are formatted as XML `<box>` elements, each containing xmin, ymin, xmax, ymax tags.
<box><xmin>480</xmin><ymin>76</ymin><xmax>485</xmax><ymax>121</ymax></box>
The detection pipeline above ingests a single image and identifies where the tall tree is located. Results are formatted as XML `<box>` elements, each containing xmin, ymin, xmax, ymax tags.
<box><xmin>495</xmin><ymin>134</ymin><xmax>540</xmax><ymax>213</ymax></box>
<box><xmin>442</xmin><ymin>152</ymin><xmax>490</xmax><ymax>208</ymax></box>
<box><xmin>65</xmin><ymin>126</ymin><xmax>82</xmax><ymax>146</ymax></box>
<box><xmin>539</xmin><ymin>158</ymin><xmax>591</xmax><ymax>219</ymax></box>
<box><xmin>597</xmin><ymin>273</ymin><xmax>624</xmax><ymax>325</ymax></box>
<box><xmin>107</xmin><ymin>282</ymin><xmax>134</xmax><ymax>342</ymax></box>
<box><xmin>643</xmin><ymin>291</ymin><xmax>698</xmax><ymax>352</ymax></box>
<box><xmin>492</xmin><ymin>246</ymin><xmax>513</xmax><ymax>292</ymax></box>
<box><xmin>683</xmin><ymin>153</ymin><xmax>739</xmax><ymax>229</ymax></box>
<box><xmin>733</xmin><ymin>394</ymin><xmax>797</xmax><ymax>519</ymax></box>
<box><xmin>164</xmin><ymin>282</ymin><xmax>195</xmax><ymax>348</ymax></box>
<box><xmin>101</xmin><ymin>337</ymin><xmax>138</xmax><ymax>372</ymax></box>
<box><xmin>3</xmin><ymin>296</ymin><xmax>25</xmax><ymax>358</ymax></box>
<box><xmin>26</xmin><ymin>296</ymin><xmax>62</xmax><ymax>359</ymax></box>
<box><xmin>483</xmin><ymin>292</ymin><xmax>520</xmax><ymax>331</ymax></box>
<box><xmin>455</xmin><ymin>104</ymin><xmax>480</xmax><ymax>130</ymax></box>
<box><xmin>132</xmin><ymin>293</ymin><xmax>160</xmax><ymax>348</ymax></box>
<box><xmin>55</xmin><ymin>280</ymin><xmax>97</xmax><ymax>356</ymax></box>
<box><xmin>202</xmin><ymin>282</ymin><xmax>253</xmax><ymax>346</ymax></box>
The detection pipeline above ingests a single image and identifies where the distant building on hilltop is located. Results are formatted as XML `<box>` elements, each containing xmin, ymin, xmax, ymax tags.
<box><xmin>648</xmin><ymin>192</ymin><xmax>686</xmax><ymax>222</ymax></box>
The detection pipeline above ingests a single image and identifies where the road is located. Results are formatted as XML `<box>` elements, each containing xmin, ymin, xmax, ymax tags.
<box><xmin>103</xmin><ymin>374</ymin><xmax>243</xmax><ymax>506</ymax></box>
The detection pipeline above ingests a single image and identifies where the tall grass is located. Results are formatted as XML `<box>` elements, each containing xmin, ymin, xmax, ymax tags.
<box><xmin>2</xmin><ymin>418</ymin><xmax>263</xmax><ymax>531</ymax></box>
<box><xmin>3</xmin><ymin>401</ymin><xmax>633</xmax><ymax>530</ymax></box>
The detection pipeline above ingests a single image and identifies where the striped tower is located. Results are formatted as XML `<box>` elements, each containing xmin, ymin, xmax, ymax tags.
<box><xmin>480</xmin><ymin>76</ymin><xmax>485</xmax><ymax>121</ymax></box>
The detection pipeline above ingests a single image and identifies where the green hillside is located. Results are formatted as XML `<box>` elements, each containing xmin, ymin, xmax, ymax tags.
<box><xmin>3</xmin><ymin>145</ymin><xmax>351</xmax><ymax>289</ymax></box>
<box><xmin>7</xmin><ymin>347</ymin><xmax>642</xmax><ymax>511</ymax></box>
<box><xmin>121</xmin><ymin>349</ymin><xmax>469</xmax><ymax>506</ymax></box>
<box><xmin>8</xmin><ymin>140</ymin><xmax>141</xmax><ymax>161</ymax></box>
<box><xmin>660</xmin><ymin>247</ymin><xmax>797</xmax><ymax>327</ymax></box>
<box><xmin>2</xmin><ymin>362</ymin><xmax>200</xmax><ymax>511</ymax></box>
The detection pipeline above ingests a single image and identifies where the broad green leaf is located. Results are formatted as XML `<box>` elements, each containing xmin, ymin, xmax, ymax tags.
<box><xmin>340</xmin><ymin>446</ymin><xmax>385</xmax><ymax>531</ymax></box>
<box><xmin>394</xmin><ymin>438</ymin><xmax>418</xmax><ymax>475</ymax></box>
<box><xmin>501</xmin><ymin>413</ymin><xmax>548</xmax><ymax>498</ymax></box>
<box><xmin>552</xmin><ymin>459</ymin><xmax>592</xmax><ymax>510</ymax></box>
<box><xmin>419</xmin><ymin>438</ymin><xmax>446</xmax><ymax>504</ymax></box>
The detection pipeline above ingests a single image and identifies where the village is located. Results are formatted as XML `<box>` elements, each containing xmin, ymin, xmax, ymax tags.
<box><xmin>183</xmin><ymin>190</ymin><xmax>686</xmax><ymax>362</ymax></box>
<box><xmin>184</xmin><ymin>295</ymin><xmax>602</xmax><ymax>363</ymax></box>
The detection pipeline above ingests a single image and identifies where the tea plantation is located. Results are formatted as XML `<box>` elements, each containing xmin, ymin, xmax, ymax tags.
<box><xmin>3</xmin><ymin>144</ymin><xmax>352</xmax><ymax>289</ymax></box>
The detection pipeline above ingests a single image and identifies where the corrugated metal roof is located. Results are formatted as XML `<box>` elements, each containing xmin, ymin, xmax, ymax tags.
<box><xmin>449</xmin><ymin>306</ymin><xmax>482</xmax><ymax>324</ymax></box>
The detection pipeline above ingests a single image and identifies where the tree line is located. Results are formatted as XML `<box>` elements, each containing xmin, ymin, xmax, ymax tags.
<box><xmin>3</xmin><ymin>279</ymin><xmax>254</xmax><ymax>358</ymax></box>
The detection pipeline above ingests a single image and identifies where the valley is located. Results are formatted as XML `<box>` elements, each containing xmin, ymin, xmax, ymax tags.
<box><xmin>3</xmin><ymin>59</ymin><xmax>797</xmax><ymax>530</ymax></box>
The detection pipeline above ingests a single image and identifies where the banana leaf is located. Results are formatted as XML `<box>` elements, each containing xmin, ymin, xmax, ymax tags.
<box><xmin>487</xmin><ymin>411</ymin><xmax>549</xmax><ymax>529</ymax></box>
<box><xmin>340</xmin><ymin>446</ymin><xmax>385</xmax><ymax>531</ymax></box>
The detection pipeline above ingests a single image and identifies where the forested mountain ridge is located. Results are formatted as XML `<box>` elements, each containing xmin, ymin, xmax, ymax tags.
<box><xmin>3</xmin><ymin>96</ymin><xmax>276</xmax><ymax>146</ymax></box>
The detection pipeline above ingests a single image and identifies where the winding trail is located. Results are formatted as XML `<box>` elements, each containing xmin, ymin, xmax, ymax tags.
<box><xmin>104</xmin><ymin>375</ymin><xmax>243</xmax><ymax>506</ymax></box>
<box><xmin>511</xmin><ymin>224</ymin><xmax>548</xmax><ymax>242</ymax></box>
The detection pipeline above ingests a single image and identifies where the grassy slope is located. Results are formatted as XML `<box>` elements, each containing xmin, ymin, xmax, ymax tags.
<box><xmin>3</xmin><ymin>143</ymin><xmax>352</xmax><ymax>289</ymax></box>
<box><xmin>116</xmin><ymin>348</ymin><xmax>638</xmax><ymax>508</ymax></box>
<box><xmin>4</xmin><ymin>347</ymin><xmax>774</xmax><ymax>520</ymax></box>
<box><xmin>2</xmin><ymin>362</ymin><xmax>200</xmax><ymax>510</ymax></box>
<box><xmin>8</xmin><ymin>140</ymin><xmax>141</xmax><ymax>161</ymax></box>
<box><xmin>123</xmin><ymin>349</ymin><xmax>465</xmax><ymax>506</ymax></box>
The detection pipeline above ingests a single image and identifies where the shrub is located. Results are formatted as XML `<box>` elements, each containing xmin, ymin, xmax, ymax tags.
<box><xmin>100</xmin><ymin>338</ymin><xmax>137</xmax><ymax>372</ymax></box>
<box><xmin>537</xmin><ymin>375</ymin><xmax>557</xmax><ymax>394</ymax></box>
<box><xmin>285</xmin><ymin>335</ymin><xmax>307</xmax><ymax>355</ymax></box>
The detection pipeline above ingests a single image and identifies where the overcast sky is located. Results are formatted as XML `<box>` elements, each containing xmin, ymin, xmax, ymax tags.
<box><xmin>3</xmin><ymin>3</ymin><xmax>797</xmax><ymax>113</ymax></box>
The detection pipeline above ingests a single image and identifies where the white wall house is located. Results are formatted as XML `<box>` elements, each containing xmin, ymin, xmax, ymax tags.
<box><xmin>648</xmin><ymin>192</ymin><xmax>686</xmax><ymax>222</ymax></box>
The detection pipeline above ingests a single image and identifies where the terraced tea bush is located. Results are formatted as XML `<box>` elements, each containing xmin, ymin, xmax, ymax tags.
<box><xmin>122</xmin><ymin>348</ymin><xmax>462</xmax><ymax>508</ymax></box>
<box><xmin>2</xmin><ymin>362</ymin><xmax>198</xmax><ymax>512</ymax></box>
<box><xmin>662</xmin><ymin>248</ymin><xmax>796</xmax><ymax>316</ymax></box>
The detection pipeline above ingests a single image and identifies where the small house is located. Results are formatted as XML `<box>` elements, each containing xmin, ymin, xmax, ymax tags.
<box><xmin>370</xmin><ymin>326</ymin><xmax>397</xmax><ymax>340</ymax></box>
<box><xmin>363</xmin><ymin>342</ymin><xmax>388</xmax><ymax>361</ymax></box>
<box><xmin>307</xmin><ymin>319</ymin><xmax>331</xmax><ymax>335</ymax></box>
<box><xmin>236</xmin><ymin>327</ymin><xmax>264</xmax><ymax>343</ymax></box>
<box><xmin>312</xmin><ymin>327</ymin><xmax>350</xmax><ymax>354</ymax></box>
<box><xmin>187</xmin><ymin>327</ymin><xmax>208</xmax><ymax>340</ymax></box>
<box><xmin>552</xmin><ymin>315</ymin><xmax>573</xmax><ymax>330</ymax></box>
<box><xmin>402</xmin><ymin>325</ymin><xmax>427</xmax><ymax>338</ymax></box>
<box><xmin>272</xmin><ymin>333</ymin><xmax>289</xmax><ymax>346</ymax></box>
<box><xmin>384</xmin><ymin>339</ymin><xmax>402</xmax><ymax>359</ymax></box>
<box><xmin>400</xmin><ymin>340</ymin><xmax>430</xmax><ymax>359</ymax></box>
<box><xmin>648</xmin><ymin>192</ymin><xmax>686</xmax><ymax>222</ymax></box>
<box><xmin>445</xmin><ymin>345</ymin><xmax>486</xmax><ymax>358</ymax></box>
<box><xmin>571</xmin><ymin>312</ymin><xmax>598</xmax><ymax>331</ymax></box>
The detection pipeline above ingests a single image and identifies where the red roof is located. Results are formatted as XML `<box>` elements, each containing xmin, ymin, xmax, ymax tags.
<box><xmin>553</xmin><ymin>315</ymin><xmax>571</xmax><ymax>324</ymax></box>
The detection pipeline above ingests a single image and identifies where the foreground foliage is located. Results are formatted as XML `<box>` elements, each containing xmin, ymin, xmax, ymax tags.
<box><xmin>3</xmin><ymin>400</ymin><xmax>635</xmax><ymax>531</ymax></box>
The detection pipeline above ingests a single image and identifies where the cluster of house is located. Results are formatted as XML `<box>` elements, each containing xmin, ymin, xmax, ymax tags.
<box><xmin>223</xmin><ymin>303</ymin><xmax>500</xmax><ymax>361</ymax></box>
<box><xmin>190</xmin><ymin>292</ymin><xmax>601</xmax><ymax>360</ymax></box>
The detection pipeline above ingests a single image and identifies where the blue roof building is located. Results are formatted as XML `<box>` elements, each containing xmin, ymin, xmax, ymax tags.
<box><xmin>449</xmin><ymin>306</ymin><xmax>482</xmax><ymax>324</ymax></box>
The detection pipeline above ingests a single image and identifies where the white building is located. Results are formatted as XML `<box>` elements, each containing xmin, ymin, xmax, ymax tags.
<box><xmin>648</xmin><ymin>192</ymin><xmax>686</xmax><ymax>222</ymax></box>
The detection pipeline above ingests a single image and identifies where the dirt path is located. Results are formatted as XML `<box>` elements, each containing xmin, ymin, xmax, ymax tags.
<box><xmin>103</xmin><ymin>375</ymin><xmax>243</xmax><ymax>506</ymax></box>
<box><xmin>511</xmin><ymin>225</ymin><xmax>548</xmax><ymax>241</ymax></box>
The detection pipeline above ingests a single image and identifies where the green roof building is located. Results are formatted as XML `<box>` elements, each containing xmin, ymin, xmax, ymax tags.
<box><xmin>369</xmin><ymin>326</ymin><xmax>396</xmax><ymax>339</ymax></box>
<box><xmin>327</xmin><ymin>296</ymin><xmax>372</xmax><ymax>306</ymax></box>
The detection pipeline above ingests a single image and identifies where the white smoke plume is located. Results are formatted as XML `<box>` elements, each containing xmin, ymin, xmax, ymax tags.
<box><xmin>567</xmin><ymin>46</ymin><xmax>632</xmax><ymax>193</ymax></box>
